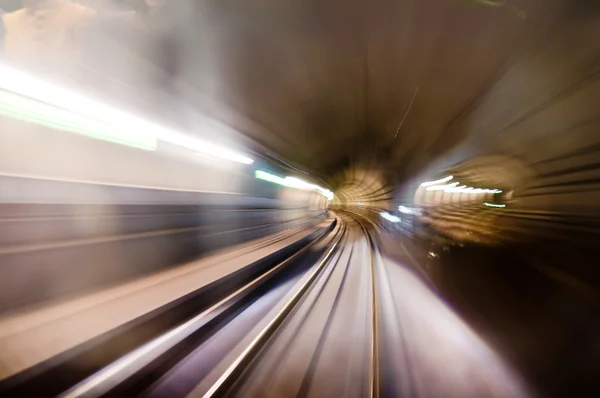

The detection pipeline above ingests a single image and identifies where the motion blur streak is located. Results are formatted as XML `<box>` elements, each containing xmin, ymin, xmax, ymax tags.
<box><xmin>256</xmin><ymin>170</ymin><xmax>334</xmax><ymax>200</ymax></box>
<box><xmin>0</xmin><ymin>0</ymin><xmax>599</xmax><ymax>397</ymax></box>
<box><xmin>380</xmin><ymin>211</ymin><xmax>401</xmax><ymax>223</ymax></box>
<box><xmin>0</xmin><ymin>84</ymin><xmax>158</xmax><ymax>150</ymax></box>
<box><xmin>425</xmin><ymin>181</ymin><xmax>459</xmax><ymax>191</ymax></box>
<box><xmin>0</xmin><ymin>63</ymin><xmax>253</xmax><ymax>164</ymax></box>
<box><xmin>484</xmin><ymin>202</ymin><xmax>506</xmax><ymax>208</ymax></box>
<box><xmin>419</xmin><ymin>175</ymin><xmax>454</xmax><ymax>187</ymax></box>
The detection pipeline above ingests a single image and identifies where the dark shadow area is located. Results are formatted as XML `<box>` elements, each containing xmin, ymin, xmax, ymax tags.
<box><xmin>381</xmin><ymin>227</ymin><xmax>600</xmax><ymax>398</ymax></box>
<box><xmin>431</xmin><ymin>242</ymin><xmax>600</xmax><ymax>398</ymax></box>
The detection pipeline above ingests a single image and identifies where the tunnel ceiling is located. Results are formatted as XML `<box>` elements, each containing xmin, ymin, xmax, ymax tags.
<box><xmin>171</xmin><ymin>0</ymin><xmax>600</xmax><ymax>192</ymax></box>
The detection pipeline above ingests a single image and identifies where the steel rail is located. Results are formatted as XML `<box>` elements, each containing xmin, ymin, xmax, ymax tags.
<box><xmin>202</xmin><ymin>219</ymin><xmax>347</xmax><ymax>398</ymax></box>
<box><xmin>60</xmin><ymin>222</ymin><xmax>339</xmax><ymax>398</ymax></box>
<box><xmin>344</xmin><ymin>210</ymin><xmax>380</xmax><ymax>398</ymax></box>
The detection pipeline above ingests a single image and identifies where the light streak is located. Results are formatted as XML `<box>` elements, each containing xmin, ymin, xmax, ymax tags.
<box><xmin>255</xmin><ymin>170</ymin><xmax>334</xmax><ymax>200</ymax></box>
<box><xmin>255</xmin><ymin>170</ymin><xmax>286</xmax><ymax>185</ymax></box>
<box><xmin>0</xmin><ymin>63</ymin><xmax>253</xmax><ymax>163</ymax></box>
<box><xmin>426</xmin><ymin>182</ymin><xmax>459</xmax><ymax>191</ymax></box>
<box><xmin>398</xmin><ymin>205</ymin><xmax>422</xmax><ymax>215</ymax></box>
<box><xmin>0</xmin><ymin>87</ymin><xmax>157</xmax><ymax>150</ymax></box>
<box><xmin>380</xmin><ymin>211</ymin><xmax>401</xmax><ymax>223</ymax></box>
<box><xmin>420</xmin><ymin>175</ymin><xmax>453</xmax><ymax>187</ymax></box>
<box><xmin>484</xmin><ymin>202</ymin><xmax>506</xmax><ymax>208</ymax></box>
<box><xmin>419</xmin><ymin>174</ymin><xmax>502</xmax><ymax>194</ymax></box>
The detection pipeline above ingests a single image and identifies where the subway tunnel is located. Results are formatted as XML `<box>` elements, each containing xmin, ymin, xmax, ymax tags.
<box><xmin>0</xmin><ymin>0</ymin><xmax>599</xmax><ymax>397</ymax></box>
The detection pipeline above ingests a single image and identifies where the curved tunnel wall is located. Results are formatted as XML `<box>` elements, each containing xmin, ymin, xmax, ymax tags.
<box><xmin>407</xmin><ymin>149</ymin><xmax>600</xmax><ymax>247</ymax></box>
<box><xmin>394</xmin><ymin>4</ymin><xmax>600</xmax><ymax>248</ymax></box>
<box><xmin>331</xmin><ymin>166</ymin><xmax>392</xmax><ymax>209</ymax></box>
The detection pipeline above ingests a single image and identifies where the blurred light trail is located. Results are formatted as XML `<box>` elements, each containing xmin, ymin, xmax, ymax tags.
<box><xmin>284</xmin><ymin>177</ymin><xmax>317</xmax><ymax>190</ymax></box>
<box><xmin>255</xmin><ymin>170</ymin><xmax>287</xmax><ymax>185</ymax></box>
<box><xmin>255</xmin><ymin>170</ymin><xmax>334</xmax><ymax>200</ymax></box>
<box><xmin>443</xmin><ymin>185</ymin><xmax>467</xmax><ymax>192</ymax></box>
<box><xmin>0</xmin><ymin>85</ymin><xmax>157</xmax><ymax>150</ymax></box>
<box><xmin>420</xmin><ymin>175</ymin><xmax>453</xmax><ymax>187</ymax></box>
<box><xmin>421</xmin><ymin>180</ymin><xmax>502</xmax><ymax>194</ymax></box>
<box><xmin>426</xmin><ymin>182</ymin><xmax>459</xmax><ymax>191</ymax></box>
<box><xmin>0</xmin><ymin>63</ymin><xmax>254</xmax><ymax>164</ymax></box>
<box><xmin>484</xmin><ymin>202</ymin><xmax>506</xmax><ymax>208</ymax></box>
<box><xmin>449</xmin><ymin>187</ymin><xmax>502</xmax><ymax>194</ymax></box>
<box><xmin>398</xmin><ymin>205</ymin><xmax>422</xmax><ymax>215</ymax></box>
<box><xmin>380</xmin><ymin>211</ymin><xmax>401</xmax><ymax>223</ymax></box>
<box><xmin>419</xmin><ymin>173</ymin><xmax>503</xmax><ymax>194</ymax></box>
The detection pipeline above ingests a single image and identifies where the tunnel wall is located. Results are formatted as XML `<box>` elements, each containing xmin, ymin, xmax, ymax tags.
<box><xmin>397</xmin><ymin>5</ymin><xmax>600</xmax><ymax>249</ymax></box>
<box><xmin>406</xmin><ymin>150</ymin><xmax>600</xmax><ymax>248</ymax></box>
<box><xmin>331</xmin><ymin>166</ymin><xmax>392</xmax><ymax>210</ymax></box>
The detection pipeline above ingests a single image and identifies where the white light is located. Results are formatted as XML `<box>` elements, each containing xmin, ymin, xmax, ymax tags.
<box><xmin>445</xmin><ymin>187</ymin><xmax>503</xmax><ymax>194</ymax></box>
<box><xmin>256</xmin><ymin>171</ymin><xmax>333</xmax><ymax>200</ymax></box>
<box><xmin>0</xmin><ymin>63</ymin><xmax>254</xmax><ymax>164</ymax></box>
<box><xmin>484</xmin><ymin>202</ymin><xmax>506</xmax><ymax>208</ymax></box>
<box><xmin>322</xmin><ymin>190</ymin><xmax>334</xmax><ymax>200</ymax></box>
<box><xmin>426</xmin><ymin>182</ymin><xmax>459</xmax><ymax>191</ymax></box>
<box><xmin>443</xmin><ymin>185</ymin><xmax>467</xmax><ymax>193</ymax></box>
<box><xmin>283</xmin><ymin>177</ymin><xmax>334</xmax><ymax>199</ymax></box>
<box><xmin>195</xmin><ymin>145</ymin><xmax>254</xmax><ymax>164</ymax></box>
<box><xmin>398</xmin><ymin>205</ymin><xmax>412</xmax><ymax>214</ymax></box>
<box><xmin>284</xmin><ymin>177</ymin><xmax>315</xmax><ymax>190</ymax></box>
<box><xmin>420</xmin><ymin>175</ymin><xmax>453</xmax><ymax>187</ymax></box>
<box><xmin>380</xmin><ymin>212</ymin><xmax>401</xmax><ymax>223</ymax></box>
<box><xmin>398</xmin><ymin>205</ymin><xmax>422</xmax><ymax>215</ymax></box>
<box><xmin>0</xmin><ymin>89</ymin><xmax>157</xmax><ymax>150</ymax></box>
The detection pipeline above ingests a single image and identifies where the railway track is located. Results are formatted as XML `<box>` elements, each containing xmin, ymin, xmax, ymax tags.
<box><xmin>198</xmin><ymin>211</ymin><xmax>381</xmax><ymax>398</ymax></box>
<box><xmin>54</xmin><ymin>210</ymin><xmax>385</xmax><ymax>398</ymax></box>
<box><xmin>0</xmin><ymin>209</ymin><xmax>530</xmax><ymax>398</ymax></box>
<box><xmin>0</xmin><ymin>221</ymin><xmax>336</xmax><ymax>397</ymax></box>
